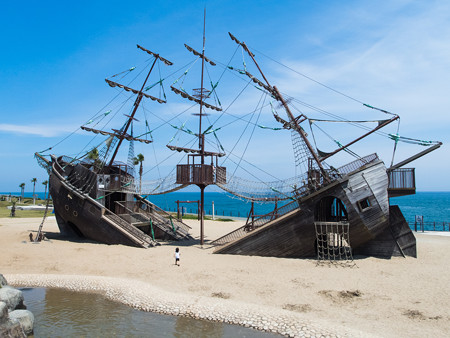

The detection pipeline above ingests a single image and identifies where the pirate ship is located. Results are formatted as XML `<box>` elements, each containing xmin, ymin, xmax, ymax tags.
<box><xmin>35</xmin><ymin>23</ymin><xmax>441</xmax><ymax>258</ymax></box>
<box><xmin>35</xmin><ymin>46</ymin><xmax>192</xmax><ymax>247</ymax></box>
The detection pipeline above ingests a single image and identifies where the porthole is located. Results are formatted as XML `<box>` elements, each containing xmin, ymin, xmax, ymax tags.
<box><xmin>73</xmin><ymin>210</ymin><xmax>78</xmax><ymax>217</ymax></box>
<box><xmin>65</xmin><ymin>205</ymin><xmax>69</xmax><ymax>211</ymax></box>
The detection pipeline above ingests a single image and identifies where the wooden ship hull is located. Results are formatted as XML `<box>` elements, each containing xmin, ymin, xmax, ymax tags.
<box><xmin>213</xmin><ymin>154</ymin><xmax>417</xmax><ymax>258</ymax></box>
<box><xmin>47</xmin><ymin>155</ymin><xmax>192</xmax><ymax>248</ymax></box>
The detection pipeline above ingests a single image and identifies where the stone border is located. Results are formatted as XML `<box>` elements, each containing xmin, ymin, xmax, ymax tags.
<box><xmin>7</xmin><ymin>274</ymin><xmax>368</xmax><ymax>338</ymax></box>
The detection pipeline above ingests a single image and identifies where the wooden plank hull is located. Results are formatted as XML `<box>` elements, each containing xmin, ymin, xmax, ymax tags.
<box><xmin>49</xmin><ymin>169</ymin><xmax>147</xmax><ymax>247</ymax></box>
<box><xmin>215</xmin><ymin>159</ymin><xmax>416</xmax><ymax>258</ymax></box>
<box><xmin>48</xmin><ymin>156</ymin><xmax>190</xmax><ymax>247</ymax></box>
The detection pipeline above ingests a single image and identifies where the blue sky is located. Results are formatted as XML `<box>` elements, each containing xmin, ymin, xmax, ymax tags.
<box><xmin>0</xmin><ymin>0</ymin><xmax>449</xmax><ymax>193</ymax></box>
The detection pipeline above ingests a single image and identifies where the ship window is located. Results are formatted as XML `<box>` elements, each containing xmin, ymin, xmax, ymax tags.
<box><xmin>315</xmin><ymin>196</ymin><xmax>348</xmax><ymax>222</ymax></box>
<box><xmin>358</xmin><ymin>198</ymin><xmax>371</xmax><ymax>211</ymax></box>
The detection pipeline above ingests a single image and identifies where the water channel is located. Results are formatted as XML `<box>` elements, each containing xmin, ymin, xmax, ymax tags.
<box><xmin>21</xmin><ymin>287</ymin><xmax>280</xmax><ymax>337</ymax></box>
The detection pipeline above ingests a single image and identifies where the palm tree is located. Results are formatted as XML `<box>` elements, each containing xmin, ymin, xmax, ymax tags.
<box><xmin>133</xmin><ymin>153</ymin><xmax>144</xmax><ymax>194</ymax></box>
<box><xmin>42</xmin><ymin>180</ymin><xmax>49</xmax><ymax>199</ymax></box>
<box><xmin>87</xmin><ymin>148</ymin><xmax>101</xmax><ymax>170</ymax></box>
<box><xmin>31</xmin><ymin>178</ymin><xmax>37</xmax><ymax>204</ymax></box>
<box><xmin>19</xmin><ymin>183</ymin><xmax>25</xmax><ymax>202</ymax></box>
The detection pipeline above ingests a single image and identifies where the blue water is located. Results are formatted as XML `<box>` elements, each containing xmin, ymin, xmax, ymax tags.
<box><xmin>4</xmin><ymin>191</ymin><xmax>449</xmax><ymax>229</ymax></box>
<box><xmin>147</xmin><ymin>192</ymin><xmax>288</xmax><ymax>219</ymax></box>
<box><xmin>389</xmin><ymin>192</ymin><xmax>450</xmax><ymax>228</ymax></box>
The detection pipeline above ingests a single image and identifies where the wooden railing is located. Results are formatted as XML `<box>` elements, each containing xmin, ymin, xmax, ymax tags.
<box><xmin>337</xmin><ymin>153</ymin><xmax>379</xmax><ymax>175</ymax></box>
<box><xmin>388</xmin><ymin>168</ymin><xmax>415</xmax><ymax>189</ymax></box>
<box><xmin>387</xmin><ymin>168</ymin><xmax>415</xmax><ymax>197</ymax></box>
<box><xmin>103</xmin><ymin>209</ymin><xmax>157</xmax><ymax>247</ymax></box>
<box><xmin>211</xmin><ymin>199</ymin><xmax>299</xmax><ymax>247</ymax></box>
<box><xmin>176</xmin><ymin>164</ymin><xmax>226</xmax><ymax>185</ymax></box>
<box><xmin>116</xmin><ymin>197</ymin><xmax>191</xmax><ymax>240</ymax></box>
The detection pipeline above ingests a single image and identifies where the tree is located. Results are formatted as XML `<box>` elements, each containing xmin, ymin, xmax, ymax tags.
<box><xmin>42</xmin><ymin>180</ymin><xmax>49</xmax><ymax>199</ymax></box>
<box><xmin>87</xmin><ymin>148</ymin><xmax>101</xmax><ymax>170</ymax></box>
<box><xmin>19</xmin><ymin>183</ymin><xmax>25</xmax><ymax>201</ymax></box>
<box><xmin>133</xmin><ymin>153</ymin><xmax>144</xmax><ymax>194</ymax></box>
<box><xmin>31</xmin><ymin>178</ymin><xmax>37</xmax><ymax>204</ymax></box>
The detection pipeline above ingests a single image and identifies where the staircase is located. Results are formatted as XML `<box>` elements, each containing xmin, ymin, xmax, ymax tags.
<box><xmin>114</xmin><ymin>196</ymin><xmax>192</xmax><ymax>241</ymax></box>
<box><xmin>211</xmin><ymin>200</ymin><xmax>299</xmax><ymax>248</ymax></box>
<box><xmin>103</xmin><ymin>211</ymin><xmax>158</xmax><ymax>248</ymax></box>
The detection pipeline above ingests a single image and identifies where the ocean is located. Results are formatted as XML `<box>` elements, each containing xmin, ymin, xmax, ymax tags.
<box><xmin>3</xmin><ymin>191</ymin><xmax>449</xmax><ymax>230</ymax></box>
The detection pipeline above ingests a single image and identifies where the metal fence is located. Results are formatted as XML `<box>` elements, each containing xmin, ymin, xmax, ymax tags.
<box><xmin>408</xmin><ymin>221</ymin><xmax>450</xmax><ymax>232</ymax></box>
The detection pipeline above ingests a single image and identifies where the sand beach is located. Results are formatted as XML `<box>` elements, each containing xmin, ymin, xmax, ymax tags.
<box><xmin>1</xmin><ymin>217</ymin><xmax>449</xmax><ymax>337</ymax></box>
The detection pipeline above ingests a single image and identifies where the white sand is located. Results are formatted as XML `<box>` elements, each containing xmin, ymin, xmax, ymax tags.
<box><xmin>1</xmin><ymin>217</ymin><xmax>449</xmax><ymax>337</ymax></box>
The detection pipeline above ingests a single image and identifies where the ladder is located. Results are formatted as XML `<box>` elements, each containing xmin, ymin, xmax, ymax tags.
<box><xmin>34</xmin><ymin>197</ymin><xmax>52</xmax><ymax>242</ymax></box>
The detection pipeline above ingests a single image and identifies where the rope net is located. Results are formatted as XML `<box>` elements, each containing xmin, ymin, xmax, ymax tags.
<box><xmin>314</xmin><ymin>221</ymin><xmax>355</xmax><ymax>266</ymax></box>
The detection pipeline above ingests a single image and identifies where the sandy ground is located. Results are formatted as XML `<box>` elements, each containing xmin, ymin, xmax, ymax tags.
<box><xmin>1</xmin><ymin>217</ymin><xmax>449</xmax><ymax>337</ymax></box>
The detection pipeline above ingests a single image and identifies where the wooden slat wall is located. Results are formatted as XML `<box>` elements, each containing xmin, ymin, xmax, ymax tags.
<box><xmin>216</xmin><ymin>159</ymin><xmax>397</xmax><ymax>258</ymax></box>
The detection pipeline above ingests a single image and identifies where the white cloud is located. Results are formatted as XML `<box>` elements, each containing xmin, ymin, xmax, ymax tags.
<box><xmin>0</xmin><ymin>123</ymin><xmax>77</xmax><ymax>137</ymax></box>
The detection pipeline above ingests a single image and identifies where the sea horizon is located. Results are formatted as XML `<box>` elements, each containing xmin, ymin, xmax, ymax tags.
<box><xmin>2</xmin><ymin>191</ymin><xmax>449</xmax><ymax>227</ymax></box>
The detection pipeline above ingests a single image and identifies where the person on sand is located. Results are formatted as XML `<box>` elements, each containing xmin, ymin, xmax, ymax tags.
<box><xmin>174</xmin><ymin>247</ymin><xmax>180</xmax><ymax>266</ymax></box>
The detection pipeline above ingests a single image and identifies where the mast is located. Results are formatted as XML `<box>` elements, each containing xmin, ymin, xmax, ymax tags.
<box><xmin>230</xmin><ymin>34</ymin><xmax>329</xmax><ymax>181</ymax></box>
<box><xmin>199</xmin><ymin>8</ymin><xmax>206</xmax><ymax>246</ymax></box>
<box><xmin>170</xmin><ymin>11</ymin><xmax>227</xmax><ymax>246</ymax></box>
<box><xmin>108</xmin><ymin>58</ymin><xmax>158</xmax><ymax>168</ymax></box>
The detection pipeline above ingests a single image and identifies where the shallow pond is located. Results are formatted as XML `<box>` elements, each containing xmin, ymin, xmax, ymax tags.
<box><xmin>21</xmin><ymin>287</ymin><xmax>279</xmax><ymax>337</ymax></box>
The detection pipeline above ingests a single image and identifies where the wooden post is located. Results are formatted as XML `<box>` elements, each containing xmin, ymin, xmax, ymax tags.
<box><xmin>251</xmin><ymin>201</ymin><xmax>255</xmax><ymax>225</ymax></box>
<box><xmin>176</xmin><ymin>200</ymin><xmax>181</xmax><ymax>220</ymax></box>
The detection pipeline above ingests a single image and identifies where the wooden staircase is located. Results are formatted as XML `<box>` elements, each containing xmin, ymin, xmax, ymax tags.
<box><xmin>103</xmin><ymin>212</ymin><xmax>158</xmax><ymax>248</ymax></box>
<box><xmin>114</xmin><ymin>195</ymin><xmax>192</xmax><ymax>241</ymax></box>
<box><xmin>211</xmin><ymin>200</ymin><xmax>299</xmax><ymax>249</ymax></box>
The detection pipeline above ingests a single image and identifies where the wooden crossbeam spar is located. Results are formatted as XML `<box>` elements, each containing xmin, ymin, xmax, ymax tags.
<box><xmin>319</xmin><ymin>115</ymin><xmax>400</xmax><ymax>162</ymax></box>
<box><xmin>136</xmin><ymin>45</ymin><xmax>173</xmax><ymax>65</ymax></box>
<box><xmin>389</xmin><ymin>142</ymin><xmax>442</xmax><ymax>170</ymax></box>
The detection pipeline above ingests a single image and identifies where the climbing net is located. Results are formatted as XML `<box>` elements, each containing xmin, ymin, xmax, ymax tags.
<box><xmin>314</xmin><ymin>221</ymin><xmax>356</xmax><ymax>267</ymax></box>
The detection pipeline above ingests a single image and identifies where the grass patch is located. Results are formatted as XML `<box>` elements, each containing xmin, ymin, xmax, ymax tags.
<box><xmin>0</xmin><ymin>198</ymin><xmax>51</xmax><ymax>218</ymax></box>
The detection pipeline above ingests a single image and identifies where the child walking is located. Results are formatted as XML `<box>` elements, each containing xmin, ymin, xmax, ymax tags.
<box><xmin>174</xmin><ymin>247</ymin><xmax>180</xmax><ymax>266</ymax></box>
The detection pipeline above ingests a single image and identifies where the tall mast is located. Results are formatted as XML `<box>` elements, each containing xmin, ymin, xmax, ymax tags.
<box><xmin>199</xmin><ymin>8</ymin><xmax>206</xmax><ymax>246</ymax></box>
<box><xmin>199</xmin><ymin>8</ymin><xmax>206</xmax><ymax>162</ymax></box>
<box><xmin>108</xmin><ymin>58</ymin><xmax>158</xmax><ymax>168</ymax></box>
<box><xmin>237</xmin><ymin>37</ymin><xmax>329</xmax><ymax>181</ymax></box>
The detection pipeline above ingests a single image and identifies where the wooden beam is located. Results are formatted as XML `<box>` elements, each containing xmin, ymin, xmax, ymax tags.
<box><xmin>389</xmin><ymin>142</ymin><xmax>442</xmax><ymax>170</ymax></box>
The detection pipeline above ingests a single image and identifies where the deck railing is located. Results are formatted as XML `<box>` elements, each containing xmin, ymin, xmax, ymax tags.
<box><xmin>176</xmin><ymin>164</ymin><xmax>226</xmax><ymax>185</ymax></box>
<box><xmin>388</xmin><ymin>168</ymin><xmax>415</xmax><ymax>189</ymax></box>
<box><xmin>211</xmin><ymin>199</ymin><xmax>299</xmax><ymax>247</ymax></box>
<box><xmin>102</xmin><ymin>209</ymin><xmax>156</xmax><ymax>247</ymax></box>
<box><xmin>337</xmin><ymin>153</ymin><xmax>379</xmax><ymax>175</ymax></box>
<box><xmin>116</xmin><ymin>198</ymin><xmax>191</xmax><ymax>239</ymax></box>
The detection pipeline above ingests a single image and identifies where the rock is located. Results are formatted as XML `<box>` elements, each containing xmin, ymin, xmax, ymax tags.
<box><xmin>0</xmin><ymin>287</ymin><xmax>25</xmax><ymax>311</ymax></box>
<box><xmin>0</xmin><ymin>275</ymin><xmax>7</xmax><ymax>287</ymax></box>
<box><xmin>9</xmin><ymin>310</ymin><xmax>34</xmax><ymax>335</ymax></box>
<box><xmin>0</xmin><ymin>302</ymin><xmax>8</xmax><ymax>324</ymax></box>
<box><xmin>0</xmin><ymin>319</ymin><xmax>26</xmax><ymax>338</ymax></box>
